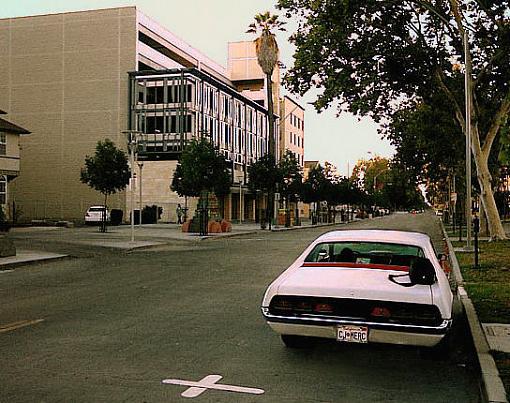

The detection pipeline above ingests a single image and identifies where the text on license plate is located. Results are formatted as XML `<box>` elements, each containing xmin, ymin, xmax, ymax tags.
<box><xmin>336</xmin><ymin>325</ymin><xmax>368</xmax><ymax>343</ymax></box>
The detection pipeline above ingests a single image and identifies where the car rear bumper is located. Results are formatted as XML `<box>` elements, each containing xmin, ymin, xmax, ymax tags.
<box><xmin>262</xmin><ymin>308</ymin><xmax>451</xmax><ymax>347</ymax></box>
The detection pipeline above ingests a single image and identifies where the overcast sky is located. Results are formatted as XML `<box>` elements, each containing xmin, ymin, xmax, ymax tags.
<box><xmin>1</xmin><ymin>0</ymin><xmax>395</xmax><ymax>176</ymax></box>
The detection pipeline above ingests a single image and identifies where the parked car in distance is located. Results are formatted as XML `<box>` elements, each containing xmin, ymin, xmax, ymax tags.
<box><xmin>261</xmin><ymin>229</ymin><xmax>453</xmax><ymax>350</ymax></box>
<box><xmin>84</xmin><ymin>206</ymin><xmax>110</xmax><ymax>224</ymax></box>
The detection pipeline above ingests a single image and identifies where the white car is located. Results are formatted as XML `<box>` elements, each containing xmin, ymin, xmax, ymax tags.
<box><xmin>261</xmin><ymin>230</ymin><xmax>453</xmax><ymax>349</ymax></box>
<box><xmin>84</xmin><ymin>206</ymin><xmax>110</xmax><ymax>224</ymax></box>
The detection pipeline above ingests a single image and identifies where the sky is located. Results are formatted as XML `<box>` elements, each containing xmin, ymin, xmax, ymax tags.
<box><xmin>0</xmin><ymin>0</ymin><xmax>395</xmax><ymax>176</ymax></box>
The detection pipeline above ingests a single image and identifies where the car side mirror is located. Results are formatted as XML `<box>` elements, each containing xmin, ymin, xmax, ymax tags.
<box><xmin>409</xmin><ymin>257</ymin><xmax>436</xmax><ymax>285</ymax></box>
<box><xmin>437</xmin><ymin>253</ymin><xmax>447</xmax><ymax>262</ymax></box>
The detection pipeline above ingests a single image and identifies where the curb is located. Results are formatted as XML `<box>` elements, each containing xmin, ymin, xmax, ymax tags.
<box><xmin>442</xmin><ymin>225</ymin><xmax>508</xmax><ymax>403</ymax></box>
<box><xmin>0</xmin><ymin>254</ymin><xmax>71</xmax><ymax>270</ymax></box>
<box><xmin>271</xmin><ymin>222</ymin><xmax>341</xmax><ymax>232</ymax></box>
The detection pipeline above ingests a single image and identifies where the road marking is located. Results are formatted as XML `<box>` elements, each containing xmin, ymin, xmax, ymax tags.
<box><xmin>162</xmin><ymin>374</ymin><xmax>264</xmax><ymax>398</ymax></box>
<box><xmin>0</xmin><ymin>319</ymin><xmax>45</xmax><ymax>334</ymax></box>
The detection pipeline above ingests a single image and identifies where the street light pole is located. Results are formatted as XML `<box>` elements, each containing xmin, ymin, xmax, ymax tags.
<box><xmin>122</xmin><ymin>130</ymin><xmax>142</xmax><ymax>243</ymax></box>
<box><xmin>137</xmin><ymin>161</ymin><xmax>144</xmax><ymax>225</ymax></box>
<box><xmin>464</xmin><ymin>30</ymin><xmax>472</xmax><ymax>249</ymax></box>
<box><xmin>239</xmin><ymin>181</ymin><xmax>243</xmax><ymax>224</ymax></box>
<box><xmin>130</xmin><ymin>139</ymin><xmax>135</xmax><ymax>242</ymax></box>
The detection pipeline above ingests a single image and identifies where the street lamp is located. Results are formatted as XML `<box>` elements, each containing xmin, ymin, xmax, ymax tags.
<box><xmin>137</xmin><ymin>160</ymin><xmax>144</xmax><ymax>225</ymax></box>
<box><xmin>464</xmin><ymin>30</ymin><xmax>473</xmax><ymax>250</ymax></box>
<box><xmin>122</xmin><ymin>129</ymin><xmax>142</xmax><ymax>243</ymax></box>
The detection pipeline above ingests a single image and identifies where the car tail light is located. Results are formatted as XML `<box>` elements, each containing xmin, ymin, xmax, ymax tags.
<box><xmin>371</xmin><ymin>307</ymin><xmax>391</xmax><ymax>318</ymax></box>
<box><xmin>273</xmin><ymin>299</ymin><xmax>293</xmax><ymax>311</ymax></box>
<box><xmin>314</xmin><ymin>303</ymin><xmax>334</xmax><ymax>313</ymax></box>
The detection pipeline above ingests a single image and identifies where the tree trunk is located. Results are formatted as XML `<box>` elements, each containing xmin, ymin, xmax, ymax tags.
<box><xmin>478</xmin><ymin>201</ymin><xmax>489</xmax><ymax>237</ymax></box>
<box><xmin>102</xmin><ymin>193</ymin><xmax>108</xmax><ymax>233</ymax></box>
<box><xmin>266</xmin><ymin>73</ymin><xmax>275</xmax><ymax>158</ymax></box>
<box><xmin>473</xmin><ymin>148</ymin><xmax>507</xmax><ymax>240</ymax></box>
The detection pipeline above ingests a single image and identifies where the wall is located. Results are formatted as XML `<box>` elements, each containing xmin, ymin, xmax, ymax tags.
<box><xmin>0</xmin><ymin>7</ymin><xmax>138</xmax><ymax>221</ymax></box>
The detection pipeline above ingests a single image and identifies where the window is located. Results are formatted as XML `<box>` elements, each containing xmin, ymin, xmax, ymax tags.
<box><xmin>0</xmin><ymin>133</ymin><xmax>5</xmax><ymax>155</ymax></box>
<box><xmin>305</xmin><ymin>242</ymin><xmax>424</xmax><ymax>264</ymax></box>
<box><xmin>0</xmin><ymin>175</ymin><xmax>6</xmax><ymax>205</ymax></box>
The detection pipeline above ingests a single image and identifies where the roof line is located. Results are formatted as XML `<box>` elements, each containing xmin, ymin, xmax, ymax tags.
<box><xmin>0</xmin><ymin>5</ymin><xmax>136</xmax><ymax>21</ymax></box>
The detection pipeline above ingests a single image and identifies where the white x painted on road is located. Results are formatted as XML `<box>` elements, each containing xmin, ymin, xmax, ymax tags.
<box><xmin>162</xmin><ymin>374</ymin><xmax>264</xmax><ymax>398</ymax></box>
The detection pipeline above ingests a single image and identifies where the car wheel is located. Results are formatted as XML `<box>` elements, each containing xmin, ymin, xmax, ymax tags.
<box><xmin>281</xmin><ymin>335</ymin><xmax>313</xmax><ymax>349</ymax></box>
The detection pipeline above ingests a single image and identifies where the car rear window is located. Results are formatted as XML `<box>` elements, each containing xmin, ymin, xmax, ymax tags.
<box><xmin>304</xmin><ymin>242</ymin><xmax>425</xmax><ymax>266</ymax></box>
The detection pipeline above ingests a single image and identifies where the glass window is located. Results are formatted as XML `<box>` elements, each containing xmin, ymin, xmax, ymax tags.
<box><xmin>0</xmin><ymin>175</ymin><xmax>6</xmax><ymax>205</ymax></box>
<box><xmin>304</xmin><ymin>242</ymin><xmax>424</xmax><ymax>265</ymax></box>
<box><xmin>0</xmin><ymin>133</ymin><xmax>5</xmax><ymax>155</ymax></box>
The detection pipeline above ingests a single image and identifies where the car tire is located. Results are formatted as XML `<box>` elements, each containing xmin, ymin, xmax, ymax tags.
<box><xmin>281</xmin><ymin>335</ymin><xmax>313</xmax><ymax>349</ymax></box>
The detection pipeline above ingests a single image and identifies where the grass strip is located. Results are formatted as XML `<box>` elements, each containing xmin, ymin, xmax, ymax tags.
<box><xmin>453</xmin><ymin>240</ymin><xmax>510</xmax><ymax>396</ymax></box>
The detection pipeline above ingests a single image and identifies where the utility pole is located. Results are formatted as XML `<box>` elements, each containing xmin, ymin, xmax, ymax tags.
<box><xmin>137</xmin><ymin>161</ymin><xmax>144</xmax><ymax>225</ymax></box>
<box><xmin>464</xmin><ymin>30</ymin><xmax>472</xmax><ymax>250</ymax></box>
<box><xmin>122</xmin><ymin>130</ymin><xmax>142</xmax><ymax>243</ymax></box>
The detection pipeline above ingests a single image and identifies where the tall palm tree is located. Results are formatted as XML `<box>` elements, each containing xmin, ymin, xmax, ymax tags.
<box><xmin>246</xmin><ymin>11</ymin><xmax>285</xmax><ymax>158</ymax></box>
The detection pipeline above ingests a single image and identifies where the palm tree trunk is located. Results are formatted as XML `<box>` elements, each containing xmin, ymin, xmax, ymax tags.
<box><xmin>265</xmin><ymin>72</ymin><xmax>276</xmax><ymax>228</ymax></box>
<box><xmin>266</xmin><ymin>72</ymin><xmax>275</xmax><ymax>158</ymax></box>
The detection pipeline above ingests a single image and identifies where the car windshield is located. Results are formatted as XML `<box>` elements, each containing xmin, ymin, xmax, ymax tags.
<box><xmin>89</xmin><ymin>207</ymin><xmax>106</xmax><ymax>212</ymax></box>
<box><xmin>304</xmin><ymin>241</ymin><xmax>425</xmax><ymax>266</ymax></box>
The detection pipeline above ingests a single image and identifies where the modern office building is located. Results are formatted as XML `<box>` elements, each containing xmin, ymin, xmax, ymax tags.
<box><xmin>279</xmin><ymin>95</ymin><xmax>305</xmax><ymax>166</ymax></box>
<box><xmin>0</xmin><ymin>110</ymin><xmax>30</xmax><ymax>220</ymax></box>
<box><xmin>0</xmin><ymin>7</ymin><xmax>282</xmax><ymax>222</ymax></box>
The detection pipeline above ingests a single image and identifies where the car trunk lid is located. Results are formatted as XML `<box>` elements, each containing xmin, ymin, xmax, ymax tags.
<box><xmin>277</xmin><ymin>264</ymin><xmax>432</xmax><ymax>305</ymax></box>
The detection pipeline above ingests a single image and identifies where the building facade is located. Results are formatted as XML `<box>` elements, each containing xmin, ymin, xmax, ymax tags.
<box><xmin>0</xmin><ymin>7</ymin><xmax>281</xmax><ymax>222</ymax></box>
<box><xmin>279</xmin><ymin>96</ymin><xmax>305</xmax><ymax>166</ymax></box>
<box><xmin>0</xmin><ymin>110</ymin><xmax>30</xmax><ymax>220</ymax></box>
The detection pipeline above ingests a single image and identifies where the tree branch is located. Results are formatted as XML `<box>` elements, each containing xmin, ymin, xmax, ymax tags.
<box><xmin>448</xmin><ymin>0</ymin><xmax>465</xmax><ymax>36</ymax></box>
<box><xmin>481</xmin><ymin>88</ymin><xmax>510</xmax><ymax>158</ymax></box>
<box><xmin>410</xmin><ymin>0</ymin><xmax>455</xmax><ymax>36</ymax></box>
<box><xmin>434</xmin><ymin>68</ymin><xmax>465</xmax><ymax>132</ymax></box>
<box><xmin>474</xmin><ymin>48</ymin><xmax>504</xmax><ymax>87</ymax></box>
<box><xmin>473</xmin><ymin>0</ymin><xmax>504</xmax><ymax>30</ymax></box>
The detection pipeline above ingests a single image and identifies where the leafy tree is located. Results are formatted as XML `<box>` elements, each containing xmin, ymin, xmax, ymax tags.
<box><xmin>277</xmin><ymin>0</ymin><xmax>510</xmax><ymax>239</ymax></box>
<box><xmin>382</xmin><ymin>163</ymin><xmax>426</xmax><ymax>211</ymax></box>
<box><xmin>247</xmin><ymin>154</ymin><xmax>281</xmax><ymax>227</ymax></box>
<box><xmin>278</xmin><ymin>150</ymin><xmax>303</xmax><ymax>201</ymax></box>
<box><xmin>246</xmin><ymin>11</ymin><xmax>286</xmax><ymax>157</ymax></box>
<box><xmin>171</xmin><ymin>138</ymin><xmax>231</xmax><ymax>216</ymax></box>
<box><xmin>80</xmin><ymin>139</ymin><xmax>130</xmax><ymax>232</ymax></box>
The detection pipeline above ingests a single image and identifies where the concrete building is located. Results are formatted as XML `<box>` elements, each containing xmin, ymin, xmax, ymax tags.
<box><xmin>279</xmin><ymin>95</ymin><xmax>305</xmax><ymax>166</ymax></box>
<box><xmin>0</xmin><ymin>110</ymin><xmax>30</xmax><ymax>220</ymax></box>
<box><xmin>0</xmin><ymin>7</ymin><xmax>280</xmax><ymax>223</ymax></box>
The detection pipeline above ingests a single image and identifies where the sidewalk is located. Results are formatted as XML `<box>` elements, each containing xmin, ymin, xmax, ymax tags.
<box><xmin>0</xmin><ymin>249</ymin><xmax>68</xmax><ymax>270</ymax></box>
<box><xmin>6</xmin><ymin>219</ymin><xmax>348</xmax><ymax>253</ymax></box>
<box><xmin>443</xmin><ymin>225</ymin><xmax>509</xmax><ymax>403</ymax></box>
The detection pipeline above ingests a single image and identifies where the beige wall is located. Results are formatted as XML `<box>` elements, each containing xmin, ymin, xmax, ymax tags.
<box><xmin>0</xmin><ymin>133</ymin><xmax>21</xmax><ymax>174</ymax></box>
<box><xmin>227</xmin><ymin>41</ymin><xmax>280</xmax><ymax>116</ymax></box>
<box><xmin>280</xmin><ymin>96</ymin><xmax>305</xmax><ymax>164</ymax></box>
<box><xmin>0</xmin><ymin>7</ymin><xmax>138</xmax><ymax>221</ymax></box>
<box><xmin>130</xmin><ymin>160</ymin><xmax>197</xmax><ymax>223</ymax></box>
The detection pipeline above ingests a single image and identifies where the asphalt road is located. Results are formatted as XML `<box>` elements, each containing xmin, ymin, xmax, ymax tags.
<box><xmin>1</xmin><ymin>212</ymin><xmax>479</xmax><ymax>402</ymax></box>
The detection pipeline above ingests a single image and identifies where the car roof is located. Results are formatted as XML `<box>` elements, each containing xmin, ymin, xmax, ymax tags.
<box><xmin>88</xmin><ymin>205</ymin><xmax>107</xmax><ymax>209</ymax></box>
<box><xmin>316</xmin><ymin>229</ymin><xmax>431</xmax><ymax>246</ymax></box>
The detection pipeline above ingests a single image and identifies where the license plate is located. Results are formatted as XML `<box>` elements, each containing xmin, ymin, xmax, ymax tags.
<box><xmin>336</xmin><ymin>325</ymin><xmax>368</xmax><ymax>343</ymax></box>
